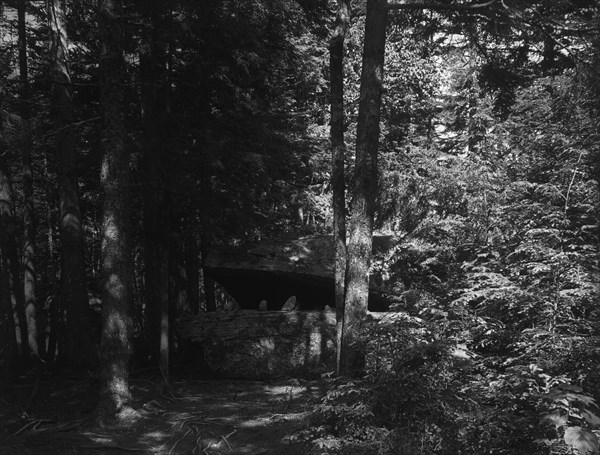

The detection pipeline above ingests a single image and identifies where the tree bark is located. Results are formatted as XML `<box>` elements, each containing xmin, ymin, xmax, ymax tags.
<box><xmin>48</xmin><ymin>0</ymin><xmax>91</xmax><ymax>366</ymax></box>
<box><xmin>140</xmin><ymin>0</ymin><xmax>170</xmax><ymax>366</ymax></box>
<box><xmin>0</xmin><ymin>160</ymin><xmax>18</xmax><ymax>375</ymax></box>
<box><xmin>161</xmin><ymin>253</ymin><xmax>170</xmax><ymax>380</ymax></box>
<box><xmin>200</xmin><ymin>232</ymin><xmax>217</xmax><ymax>312</ymax></box>
<box><xmin>0</xmin><ymin>157</ymin><xmax>28</xmax><ymax>361</ymax></box>
<box><xmin>340</xmin><ymin>0</ymin><xmax>388</xmax><ymax>377</ymax></box>
<box><xmin>98</xmin><ymin>0</ymin><xmax>133</xmax><ymax>415</ymax></box>
<box><xmin>42</xmin><ymin>154</ymin><xmax>58</xmax><ymax>361</ymax></box>
<box><xmin>330</xmin><ymin>0</ymin><xmax>351</xmax><ymax>377</ymax></box>
<box><xmin>19</xmin><ymin>0</ymin><xmax>39</xmax><ymax>359</ymax></box>
<box><xmin>0</xmin><ymin>252</ymin><xmax>17</xmax><ymax>376</ymax></box>
<box><xmin>186</xmin><ymin>225</ymin><xmax>200</xmax><ymax>314</ymax></box>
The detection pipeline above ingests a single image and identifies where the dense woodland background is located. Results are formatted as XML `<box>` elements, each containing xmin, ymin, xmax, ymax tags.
<box><xmin>0</xmin><ymin>0</ymin><xmax>599</xmax><ymax>453</ymax></box>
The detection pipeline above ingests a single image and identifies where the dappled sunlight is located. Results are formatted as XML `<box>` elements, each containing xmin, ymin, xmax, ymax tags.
<box><xmin>81</xmin><ymin>433</ymin><xmax>113</xmax><ymax>444</ymax></box>
<box><xmin>105</xmin><ymin>273</ymin><xmax>126</xmax><ymax>300</ymax></box>
<box><xmin>105</xmin><ymin>309</ymin><xmax>128</xmax><ymax>336</ymax></box>
<box><xmin>60</xmin><ymin>212</ymin><xmax>82</xmax><ymax>232</ymax></box>
<box><xmin>140</xmin><ymin>430</ymin><xmax>170</xmax><ymax>441</ymax></box>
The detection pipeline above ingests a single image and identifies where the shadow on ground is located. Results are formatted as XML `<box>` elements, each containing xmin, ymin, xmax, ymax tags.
<box><xmin>0</xmin><ymin>373</ymin><xmax>328</xmax><ymax>454</ymax></box>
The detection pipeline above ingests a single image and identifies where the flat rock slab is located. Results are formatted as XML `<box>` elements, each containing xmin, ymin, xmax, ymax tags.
<box><xmin>204</xmin><ymin>234</ymin><xmax>398</xmax><ymax>310</ymax></box>
<box><xmin>206</xmin><ymin>234</ymin><xmax>397</xmax><ymax>279</ymax></box>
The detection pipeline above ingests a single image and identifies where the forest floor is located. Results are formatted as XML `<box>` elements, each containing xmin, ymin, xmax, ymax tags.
<box><xmin>0</xmin><ymin>369</ymin><xmax>329</xmax><ymax>454</ymax></box>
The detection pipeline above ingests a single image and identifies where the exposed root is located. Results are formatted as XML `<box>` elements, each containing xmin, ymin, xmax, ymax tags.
<box><xmin>160</xmin><ymin>393</ymin><xmax>178</xmax><ymax>403</ymax></box>
<box><xmin>12</xmin><ymin>418</ymin><xmax>53</xmax><ymax>436</ymax></box>
<box><xmin>220</xmin><ymin>429</ymin><xmax>237</xmax><ymax>452</ymax></box>
<box><xmin>81</xmin><ymin>444</ymin><xmax>147</xmax><ymax>452</ymax></box>
<box><xmin>168</xmin><ymin>439</ymin><xmax>180</xmax><ymax>455</ymax></box>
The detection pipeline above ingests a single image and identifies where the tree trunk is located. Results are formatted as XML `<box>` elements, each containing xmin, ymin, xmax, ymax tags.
<box><xmin>186</xmin><ymin>226</ymin><xmax>200</xmax><ymax>314</ymax></box>
<box><xmin>48</xmin><ymin>0</ymin><xmax>91</xmax><ymax>367</ymax></box>
<box><xmin>7</xmin><ymin>221</ymin><xmax>28</xmax><ymax>361</ymax></box>
<box><xmin>0</xmin><ymin>252</ymin><xmax>17</xmax><ymax>377</ymax></box>
<box><xmin>330</xmin><ymin>0</ymin><xmax>351</xmax><ymax>376</ymax></box>
<box><xmin>340</xmin><ymin>0</ymin><xmax>388</xmax><ymax>377</ymax></box>
<box><xmin>161</xmin><ymin>253</ymin><xmax>171</xmax><ymax>381</ymax></box>
<box><xmin>0</xmin><ymin>157</ymin><xmax>28</xmax><ymax>361</ymax></box>
<box><xmin>19</xmin><ymin>0</ymin><xmax>38</xmax><ymax>360</ymax></box>
<box><xmin>98</xmin><ymin>0</ymin><xmax>133</xmax><ymax>415</ymax></box>
<box><xmin>201</xmin><ymin>233</ymin><xmax>217</xmax><ymax>312</ymax></box>
<box><xmin>141</xmin><ymin>0</ymin><xmax>170</xmax><ymax>365</ymax></box>
<box><xmin>0</xmin><ymin>161</ymin><xmax>18</xmax><ymax>375</ymax></box>
<box><xmin>203</xmin><ymin>274</ymin><xmax>217</xmax><ymax>312</ymax></box>
<box><xmin>42</xmin><ymin>153</ymin><xmax>58</xmax><ymax>361</ymax></box>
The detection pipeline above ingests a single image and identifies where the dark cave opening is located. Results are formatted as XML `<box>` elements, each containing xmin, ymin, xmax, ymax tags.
<box><xmin>204</xmin><ymin>267</ymin><xmax>389</xmax><ymax>312</ymax></box>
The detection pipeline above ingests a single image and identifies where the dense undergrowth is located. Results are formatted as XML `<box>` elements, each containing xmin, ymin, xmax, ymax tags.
<box><xmin>293</xmin><ymin>244</ymin><xmax>600</xmax><ymax>454</ymax></box>
<box><xmin>291</xmin><ymin>69</ymin><xmax>600</xmax><ymax>454</ymax></box>
<box><xmin>293</xmin><ymin>216</ymin><xmax>600</xmax><ymax>454</ymax></box>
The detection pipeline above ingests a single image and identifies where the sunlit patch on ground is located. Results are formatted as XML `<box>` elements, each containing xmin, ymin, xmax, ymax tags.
<box><xmin>0</xmin><ymin>375</ymin><xmax>326</xmax><ymax>454</ymax></box>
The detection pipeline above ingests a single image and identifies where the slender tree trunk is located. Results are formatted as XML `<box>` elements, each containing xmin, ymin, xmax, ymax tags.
<box><xmin>46</xmin><ymin>287</ymin><xmax>61</xmax><ymax>362</ymax></box>
<box><xmin>186</xmin><ymin>223</ymin><xmax>200</xmax><ymax>314</ymax></box>
<box><xmin>203</xmin><ymin>275</ymin><xmax>216</xmax><ymax>312</ymax></box>
<box><xmin>0</xmin><ymin>252</ymin><xmax>17</xmax><ymax>376</ymax></box>
<box><xmin>340</xmin><ymin>0</ymin><xmax>388</xmax><ymax>377</ymax></box>
<box><xmin>19</xmin><ymin>0</ymin><xmax>38</xmax><ymax>359</ymax></box>
<box><xmin>141</xmin><ymin>0</ymin><xmax>170</xmax><ymax>366</ymax></box>
<box><xmin>98</xmin><ymin>0</ymin><xmax>133</xmax><ymax>416</ymax></box>
<box><xmin>48</xmin><ymin>0</ymin><xmax>91</xmax><ymax>367</ymax></box>
<box><xmin>41</xmin><ymin>155</ymin><xmax>58</xmax><ymax>361</ymax></box>
<box><xmin>330</xmin><ymin>0</ymin><xmax>351</xmax><ymax>376</ymax></box>
<box><xmin>8</xmin><ymin>225</ymin><xmax>28</xmax><ymax>360</ymax></box>
<box><xmin>159</xmin><ymin>234</ymin><xmax>169</xmax><ymax>381</ymax></box>
<box><xmin>0</xmin><ymin>161</ymin><xmax>18</xmax><ymax>375</ymax></box>
<box><xmin>141</xmin><ymin>118</ymin><xmax>161</xmax><ymax>364</ymax></box>
<box><xmin>200</xmin><ymin>233</ymin><xmax>216</xmax><ymax>312</ymax></box>
<box><xmin>592</xmin><ymin>24</ymin><xmax>600</xmax><ymax>255</ymax></box>
<box><xmin>0</xmin><ymin>157</ymin><xmax>28</xmax><ymax>361</ymax></box>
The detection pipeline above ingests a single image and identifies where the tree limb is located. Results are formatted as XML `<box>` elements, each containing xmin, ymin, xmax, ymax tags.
<box><xmin>387</xmin><ymin>0</ymin><xmax>498</xmax><ymax>12</ymax></box>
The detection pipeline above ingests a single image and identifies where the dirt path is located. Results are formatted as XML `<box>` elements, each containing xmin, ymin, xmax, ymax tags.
<box><xmin>0</xmin><ymin>374</ymin><xmax>328</xmax><ymax>454</ymax></box>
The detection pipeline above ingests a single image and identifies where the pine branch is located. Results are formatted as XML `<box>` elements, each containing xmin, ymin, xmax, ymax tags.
<box><xmin>387</xmin><ymin>0</ymin><xmax>498</xmax><ymax>12</ymax></box>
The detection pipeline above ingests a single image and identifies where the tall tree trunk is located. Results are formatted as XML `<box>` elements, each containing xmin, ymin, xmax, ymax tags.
<box><xmin>0</xmin><ymin>158</ymin><xmax>28</xmax><ymax>361</ymax></box>
<box><xmin>340</xmin><ymin>0</ymin><xmax>388</xmax><ymax>377</ymax></box>
<box><xmin>200</xmin><ymin>233</ymin><xmax>216</xmax><ymax>312</ymax></box>
<box><xmin>203</xmin><ymin>274</ymin><xmax>216</xmax><ymax>312</ymax></box>
<box><xmin>7</xmin><ymin>211</ymin><xmax>28</xmax><ymax>361</ymax></box>
<box><xmin>186</xmin><ymin>222</ymin><xmax>200</xmax><ymax>314</ymax></box>
<box><xmin>48</xmin><ymin>0</ymin><xmax>91</xmax><ymax>367</ymax></box>
<box><xmin>98</xmin><ymin>0</ymin><xmax>133</xmax><ymax>415</ymax></box>
<box><xmin>42</xmin><ymin>155</ymin><xmax>58</xmax><ymax>361</ymax></box>
<box><xmin>19</xmin><ymin>0</ymin><xmax>38</xmax><ymax>359</ymax></box>
<box><xmin>141</xmin><ymin>0</ymin><xmax>170</xmax><ymax>367</ymax></box>
<box><xmin>330</xmin><ymin>0</ymin><xmax>351</xmax><ymax>376</ymax></box>
<box><xmin>157</xmin><ymin>234</ymin><xmax>169</xmax><ymax>383</ymax></box>
<box><xmin>592</xmin><ymin>22</ymin><xmax>600</xmax><ymax>254</ymax></box>
<box><xmin>0</xmin><ymin>252</ymin><xmax>17</xmax><ymax>376</ymax></box>
<box><xmin>141</xmin><ymin>105</ymin><xmax>161</xmax><ymax>365</ymax></box>
<box><xmin>0</xmin><ymin>160</ymin><xmax>18</xmax><ymax>375</ymax></box>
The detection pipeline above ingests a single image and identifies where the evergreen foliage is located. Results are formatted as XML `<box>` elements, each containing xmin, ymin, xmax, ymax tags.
<box><xmin>0</xmin><ymin>0</ymin><xmax>598</xmax><ymax>448</ymax></box>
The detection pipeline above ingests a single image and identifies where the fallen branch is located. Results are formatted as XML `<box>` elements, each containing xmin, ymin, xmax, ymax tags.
<box><xmin>221</xmin><ymin>429</ymin><xmax>237</xmax><ymax>452</ymax></box>
<box><xmin>168</xmin><ymin>439</ymin><xmax>180</xmax><ymax>455</ymax></box>
<box><xmin>143</xmin><ymin>399</ymin><xmax>163</xmax><ymax>411</ymax></box>
<box><xmin>13</xmin><ymin>420</ymin><xmax>37</xmax><ymax>436</ymax></box>
<box><xmin>81</xmin><ymin>445</ymin><xmax>147</xmax><ymax>452</ymax></box>
<box><xmin>160</xmin><ymin>393</ymin><xmax>178</xmax><ymax>404</ymax></box>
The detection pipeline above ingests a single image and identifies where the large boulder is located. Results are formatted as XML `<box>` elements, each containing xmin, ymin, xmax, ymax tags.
<box><xmin>177</xmin><ymin>309</ymin><xmax>336</xmax><ymax>378</ymax></box>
